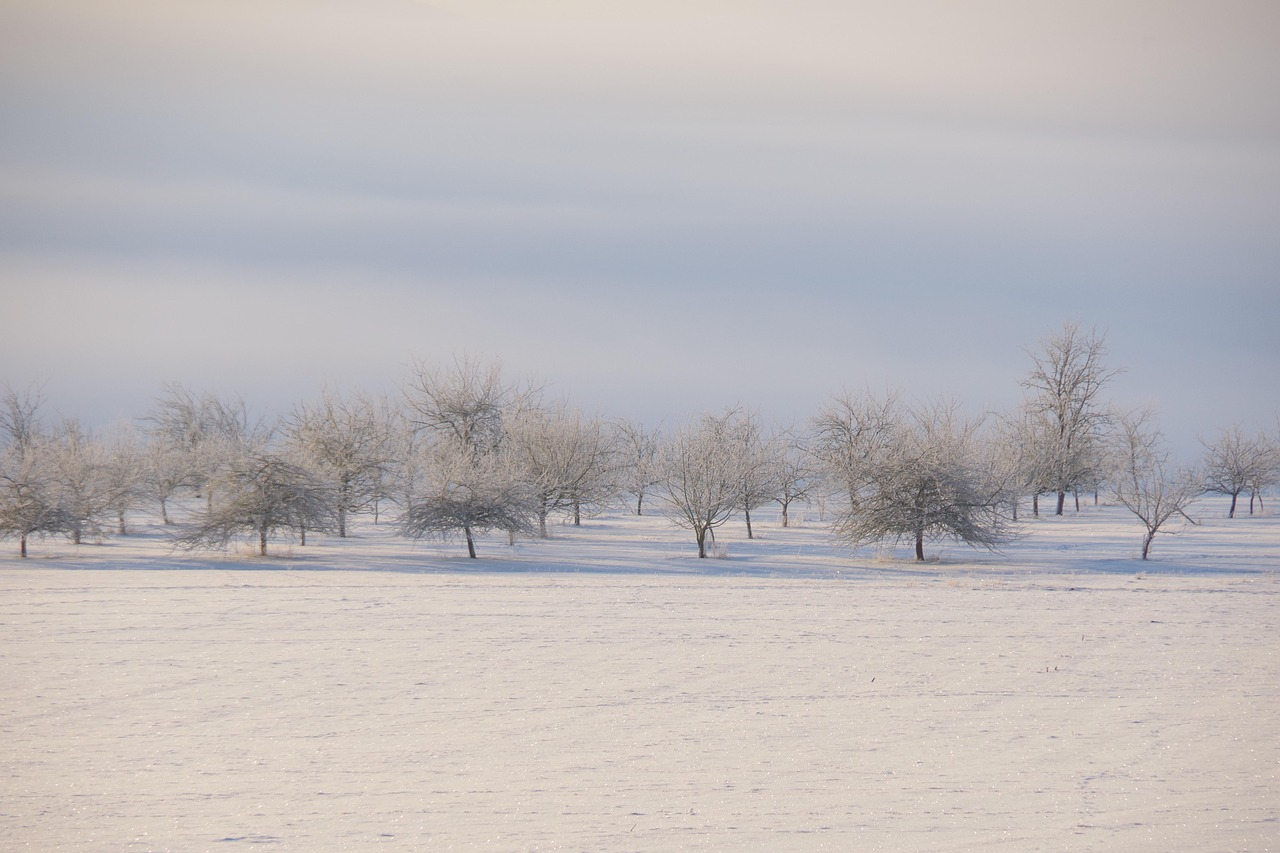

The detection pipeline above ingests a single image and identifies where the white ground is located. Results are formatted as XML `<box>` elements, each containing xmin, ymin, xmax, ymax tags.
<box><xmin>3</xmin><ymin>498</ymin><xmax>1278</xmax><ymax>851</ymax></box>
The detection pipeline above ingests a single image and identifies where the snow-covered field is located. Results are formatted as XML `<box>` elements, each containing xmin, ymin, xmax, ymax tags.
<box><xmin>3</xmin><ymin>499</ymin><xmax>1278</xmax><ymax>851</ymax></box>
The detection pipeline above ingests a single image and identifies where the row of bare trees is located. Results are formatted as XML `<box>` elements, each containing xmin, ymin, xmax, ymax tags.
<box><xmin>3</xmin><ymin>325</ymin><xmax>1277</xmax><ymax>561</ymax></box>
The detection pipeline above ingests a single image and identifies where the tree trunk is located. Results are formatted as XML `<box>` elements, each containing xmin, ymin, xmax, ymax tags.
<box><xmin>117</xmin><ymin>510</ymin><xmax>127</xmax><ymax>535</ymax></box>
<box><xmin>1074</xmin><ymin>491</ymin><xmax>1080</xmax><ymax>512</ymax></box>
<box><xmin>259</xmin><ymin>526</ymin><xmax>268</xmax><ymax>556</ymax></box>
<box><xmin>1033</xmin><ymin>494</ymin><xmax>1040</xmax><ymax>518</ymax></box>
<box><xmin>780</xmin><ymin>501</ymin><xmax>790</xmax><ymax>528</ymax></box>
<box><xmin>635</xmin><ymin>493</ymin><xmax>643</xmax><ymax>516</ymax></box>
<box><xmin>1056</xmin><ymin>490</ymin><xmax>1066</xmax><ymax>516</ymax></box>
<box><xmin>160</xmin><ymin>497</ymin><xmax>171</xmax><ymax>525</ymax></box>
<box><xmin>464</xmin><ymin>524</ymin><xmax>476</xmax><ymax>558</ymax></box>
<box><xmin>696</xmin><ymin>527</ymin><xmax>707</xmax><ymax>558</ymax></box>
<box><xmin>915</xmin><ymin>527</ymin><xmax>925</xmax><ymax>561</ymax></box>
<box><xmin>1141</xmin><ymin>530</ymin><xmax>1153</xmax><ymax>560</ymax></box>
<box><xmin>72</xmin><ymin>528</ymin><xmax>81</xmax><ymax>545</ymax></box>
<box><xmin>1229</xmin><ymin>492</ymin><xmax>1238</xmax><ymax>518</ymax></box>
<box><xmin>300</xmin><ymin>525</ymin><xmax>307</xmax><ymax>547</ymax></box>
<box><xmin>20</xmin><ymin>534</ymin><xmax>27</xmax><ymax>558</ymax></box>
<box><xmin>338</xmin><ymin>505</ymin><xmax>347</xmax><ymax>538</ymax></box>
<box><xmin>573</xmin><ymin>499</ymin><xmax>581</xmax><ymax>526</ymax></box>
<box><xmin>744</xmin><ymin>507</ymin><xmax>754</xmax><ymax>539</ymax></box>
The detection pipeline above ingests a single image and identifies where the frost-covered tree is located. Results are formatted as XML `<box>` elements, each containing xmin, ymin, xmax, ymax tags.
<box><xmin>507</xmin><ymin>405</ymin><xmax>616</xmax><ymax>536</ymax></box>
<box><xmin>1020</xmin><ymin>322</ymin><xmax>1119</xmax><ymax>515</ymax></box>
<box><xmin>0</xmin><ymin>440</ymin><xmax>74</xmax><ymax>557</ymax></box>
<box><xmin>0</xmin><ymin>388</ymin><xmax>73</xmax><ymax>557</ymax></box>
<box><xmin>144</xmin><ymin>383</ymin><xmax>265</xmax><ymax>514</ymax></box>
<box><xmin>399</xmin><ymin>438</ymin><xmax>536</xmax><ymax>558</ymax></box>
<box><xmin>285</xmin><ymin>389</ymin><xmax>395</xmax><ymax>537</ymax></box>
<box><xmin>823</xmin><ymin>398</ymin><xmax>1013</xmax><ymax>561</ymax></box>
<box><xmin>1200</xmin><ymin>425</ymin><xmax>1274</xmax><ymax>518</ymax></box>
<box><xmin>175</xmin><ymin>452</ymin><xmax>337</xmax><ymax>556</ymax></box>
<box><xmin>613</xmin><ymin>419</ymin><xmax>663</xmax><ymax>516</ymax></box>
<box><xmin>99</xmin><ymin>424</ymin><xmax>147</xmax><ymax>535</ymax></box>
<box><xmin>399</xmin><ymin>357</ymin><xmax>541</xmax><ymax>555</ymax></box>
<box><xmin>773</xmin><ymin>427</ymin><xmax>814</xmax><ymax>528</ymax></box>
<box><xmin>993</xmin><ymin>405</ymin><xmax>1060</xmax><ymax>519</ymax></box>
<box><xmin>724</xmin><ymin>409</ymin><xmax>781</xmax><ymax>540</ymax></box>
<box><xmin>403</xmin><ymin>356</ymin><xmax>538</xmax><ymax>457</ymax></box>
<box><xmin>656</xmin><ymin>411</ymin><xmax>744</xmax><ymax>558</ymax></box>
<box><xmin>47</xmin><ymin>418</ymin><xmax>115</xmax><ymax>545</ymax></box>
<box><xmin>1110</xmin><ymin>409</ymin><xmax>1201</xmax><ymax>560</ymax></box>
<box><xmin>810</xmin><ymin>389</ymin><xmax>902</xmax><ymax>514</ymax></box>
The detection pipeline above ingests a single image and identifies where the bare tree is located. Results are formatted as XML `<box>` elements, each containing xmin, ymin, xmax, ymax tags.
<box><xmin>47</xmin><ymin>418</ymin><xmax>115</xmax><ymax>545</ymax></box>
<box><xmin>823</xmin><ymin>397</ymin><xmax>1013</xmax><ymax>561</ymax></box>
<box><xmin>0</xmin><ymin>389</ymin><xmax>73</xmax><ymax>556</ymax></box>
<box><xmin>403</xmin><ymin>355</ymin><xmax>538</xmax><ymax>457</ymax></box>
<box><xmin>773</xmin><ymin>427</ymin><xmax>814</xmax><ymax>528</ymax></box>
<box><xmin>1021</xmin><ymin>322</ymin><xmax>1120</xmax><ymax>515</ymax></box>
<box><xmin>810</xmin><ymin>388</ymin><xmax>902</xmax><ymax>515</ymax></box>
<box><xmin>99</xmin><ymin>424</ymin><xmax>147</xmax><ymax>535</ymax></box>
<box><xmin>144</xmin><ymin>383</ymin><xmax>265</xmax><ymax>513</ymax></box>
<box><xmin>508</xmin><ymin>405</ymin><xmax>616</xmax><ymax>536</ymax></box>
<box><xmin>398</xmin><ymin>438</ymin><xmax>536</xmax><ymax>558</ymax></box>
<box><xmin>1200</xmin><ymin>425</ymin><xmax>1273</xmax><ymax>518</ymax></box>
<box><xmin>724</xmin><ymin>409</ymin><xmax>780</xmax><ymax>540</ymax></box>
<box><xmin>285</xmin><ymin>389</ymin><xmax>395</xmax><ymax>537</ymax></box>
<box><xmin>613</xmin><ymin>418</ymin><xmax>663</xmax><ymax>516</ymax></box>
<box><xmin>1110</xmin><ymin>409</ymin><xmax>1201</xmax><ymax>560</ymax></box>
<box><xmin>656</xmin><ymin>412</ymin><xmax>744</xmax><ymax>558</ymax></box>
<box><xmin>175</xmin><ymin>452</ymin><xmax>338</xmax><ymax>556</ymax></box>
<box><xmin>993</xmin><ymin>405</ymin><xmax>1059</xmax><ymax>519</ymax></box>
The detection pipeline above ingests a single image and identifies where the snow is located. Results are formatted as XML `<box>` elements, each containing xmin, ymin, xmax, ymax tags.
<box><xmin>3</xmin><ymin>499</ymin><xmax>1278</xmax><ymax>850</ymax></box>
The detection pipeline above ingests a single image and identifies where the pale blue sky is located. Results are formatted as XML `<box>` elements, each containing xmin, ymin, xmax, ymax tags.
<box><xmin>3</xmin><ymin>0</ymin><xmax>1277</xmax><ymax>457</ymax></box>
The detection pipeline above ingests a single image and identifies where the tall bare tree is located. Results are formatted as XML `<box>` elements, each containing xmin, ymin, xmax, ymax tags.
<box><xmin>1021</xmin><ymin>322</ymin><xmax>1119</xmax><ymax>515</ymax></box>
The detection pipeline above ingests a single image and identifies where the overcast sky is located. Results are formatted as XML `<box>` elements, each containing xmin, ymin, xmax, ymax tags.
<box><xmin>3</xmin><ymin>0</ymin><xmax>1277</xmax><ymax>457</ymax></box>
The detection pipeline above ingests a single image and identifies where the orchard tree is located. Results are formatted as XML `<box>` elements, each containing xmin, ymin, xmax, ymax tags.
<box><xmin>1021</xmin><ymin>322</ymin><xmax>1119</xmax><ymax>515</ymax></box>
<box><xmin>810</xmin><ymin>388</ymin><xmax>902</xmax><ymax>513</ymax></box>
<box><xmin>47</xmin><ymin>418</ymin><xmax>115</xmax><ymax>545</ymax></box>
<box><xmin>403</xmin><ymin>355</ymin><xmax>539</xmax><ymax>457</ymax></box>
<box><xmin>285</xmin><ymin>389</ymin><xmax>395</xmax><ymax>537</ymax></box>
<box><xmin>0</xmin><ymin>388</ymin><xmax>73</xmax><ymax>557</ymax></box>
<box><xmin>656</xmin><ymin>411</ymin><xmax>744</xmax><ymax>558</ymax></box>
<box><xmin>725</xmin><ymin>409</ymin><xmax>781</xmax><ymax>540</ymax></box>
<box><xmin>613</xmin><ymin>419</ymin><xmax>663</xmax><ymax>516</ymax></box>
<box><xmin>1200</xmin><ymin>425</ymin><xmax>1273</xmax><ymax>518</ymax></box>
<box><xmin>144</xmin><ymin>383</ymin><xmax>265</xmax><ymax>513</ymax></box>
<box><xmin>823</xmin><ymin>397</ymin><xmax>1013</xmax><ymax>562</ymax></box>
<box><xmin>1110</xmin><ymin>409</ymin><xmax>1201</xmax><ymax>560</ymax></box>
<box><xmin>99</xmin><ymin>424</ymin><xmax>147</xmax><ymax>535</ymax></box>
<box><xmin>399</xmin><ymin>357</ymin><xmax>541</xmax><ymax>556</ymax></box>
<box><xmin>176</xmin><ymin>452</ymin><xmax>337</xmax><ymax>556</ymax></box>
<box><xmin>772</xmin><ymin>427</ymin><xmax>814</xmax><ymax>528</ymax></box>
<box><xmin>399</xmin><ymin>438</ymin><xmax>536</xmax><ymax>558</ymax></box>
<box><xmin>508</xmin><ymin>405</ymin><xmax>617</xmax><ymax>536</ymax></box>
